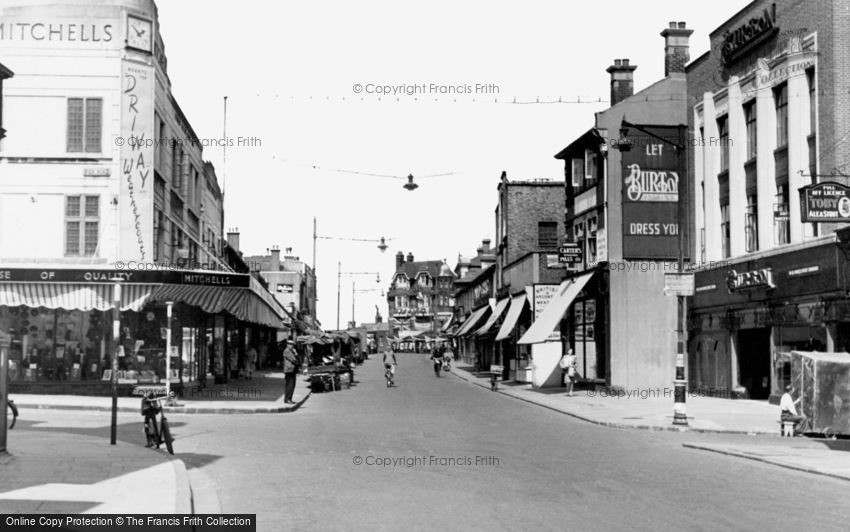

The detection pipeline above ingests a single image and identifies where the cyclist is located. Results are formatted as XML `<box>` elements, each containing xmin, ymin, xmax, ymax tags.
<box><xmin>430</xmin><ymin>345</ymin><xmax>444</xmax><ymax>377</ymax></box>
<box><xmin>383</xmin><ymin>348</ymin><xmax>397</xmax><ymax>385</ymax></box>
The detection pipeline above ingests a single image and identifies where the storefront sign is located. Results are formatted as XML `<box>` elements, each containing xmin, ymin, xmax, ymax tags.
<box><xmin>596</xmin><ymin>231</ymin><xmax>608</xmax><ymax>263</ymax></box>
<box><xmin>0</xmin><ymin>268</ymin><xmax>250</xmax><ymax>287</ymax></box>
<box><xmin>533</xmin><ymin>284</ymin><xmax>561</xmax><ymax>342</ymax></box>
<box><xmin>664</xmin><ymin>273</ymin><xmax>695</xmax><ymax>296</ymax></box>
<box><xmin>799</xmin><ymin>181</ymin><xmax>850</xmax><ymax>222</ymax></box>
<box><xmin>621</xmin><ymin>125</ymin><xmax>687</xmax><ymax>260</ymax></box>
<box><xmin>119</xmin><ymin>59</ymin><xmax>155</xmax><ymax>262</ymax></box>
<box><xmin>558</xmin><ymin>242</ymin><xmax>582</xmax><ymax>264</ymax></box>
<box><xmin>83</xmin><ymin>167</ymin><xmax>111</xmax><ymax>177</ymax></box>
<box><xmin>0</xmin><ymin>20</ymin><xmax>115</xmax><ymax>45</ymax></box>
<box><xmin>726</xmin><ymin>268</ymin><xmax>775</xmax><ymax>293</ymax></box>
<box><xmin>720</xmin><ymin>3</ymin><xmax>778</xmax><ymax>65</ymax></box>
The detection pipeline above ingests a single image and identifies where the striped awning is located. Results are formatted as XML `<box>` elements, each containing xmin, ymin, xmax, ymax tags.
<box><xmin>474</xmin><ymin>298</ymin><xmax>510</xmax><ymax>336</ymax></box>
<box><xmin>148</xmin><ymin>282</ymin><xmax>287</xmax><ymax>329</ymax></box>
<box><xmin>0</xmin><ymin>283</ymin><xmax>155</xmax><ymax>312</ymax></box>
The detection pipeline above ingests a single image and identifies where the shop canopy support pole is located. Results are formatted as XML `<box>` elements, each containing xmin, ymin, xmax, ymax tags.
<box><xmin>110</xmin><ymin>279</ymin><xmax>122</xmax><ymax>445</ymax></box>
<box><xmin>166</xmin><ymin>301</ymin><xmax>173</xmax><ymax>404</ymax></box>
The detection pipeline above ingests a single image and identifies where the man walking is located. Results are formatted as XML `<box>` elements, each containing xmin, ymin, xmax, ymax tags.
<box><xmin>283</xmin><ymin>341</ymin><xmax>299</xmax><ymax>404</ymax></box>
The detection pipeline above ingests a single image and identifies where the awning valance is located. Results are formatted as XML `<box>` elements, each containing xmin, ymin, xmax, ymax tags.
<box><xmin>455</xmin><ymin>306</ymin><xmax>491</xmax><ymax>337</ymax></box>
<box><xmin>0</xmin><ymin>283</ymin><xmax>155</xmax><ymax>312</ymax></box>
<box><xmin>475</xmin><ymin>298</ymin><xmax>510</xmax><ymax>336</ymax></box>
<box><xmin>495</xmin><ymin>293</ymin><xmax>528</xmax><ymax>341</ymax></box>
<box><xmin>149</xmin><ymin>282</ymin><xmax>287</xmax><ymax>329</ymax></box>
<box><xmin>518</xmin><ymin>272</ymin><xmax>594</xmax><ymax>345</ymax></box>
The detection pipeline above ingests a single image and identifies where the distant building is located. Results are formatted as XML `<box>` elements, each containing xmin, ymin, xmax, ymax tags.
<box><xmin>387</xmin><ymin>251</ymin><xmax>455</xmax><ymax>332</ymax></box>
<box><xmin>244</xmin><ymin>246</ymin><xmax>317</xmax><ymax>327</ymax></box>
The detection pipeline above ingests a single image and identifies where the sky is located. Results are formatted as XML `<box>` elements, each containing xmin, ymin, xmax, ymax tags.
<box><xmin>154</xmin><ymin>0</ymin><xmax>744</xmax><ymax>328</ymax></box>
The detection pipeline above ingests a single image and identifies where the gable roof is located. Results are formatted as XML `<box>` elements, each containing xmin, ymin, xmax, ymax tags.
<box><xmin>394</xmin><ymin>260</ymin><xmax>451</xmax><ymax>280</ymax></box>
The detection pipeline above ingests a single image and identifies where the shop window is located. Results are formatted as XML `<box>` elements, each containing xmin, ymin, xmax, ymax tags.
<box><xmin>745</xmin><ymin>101</ymin><xmax>757</xmax><ymax>161</ymax></box>
<box><xmin>538</xmin><ymin>221</ymin><xmax>558</xmax><ymax>248</ymax></box>
<box><xmin>65</xmin><ymin>195</ymin><xmax>100</xmax><ymax>257</ymax></box>
<box><xmin>66</xmin><ymin>97</ymin><xmax>102</xmax><ymax>153</ymax></box>
<box><xmin>774</xmin><ymin>185</ymin><xmax>790</xmax><ymax>246</ymax></box>
<box><xmin>775</xmin><ymin>83</ymin><xmax>788</xmax><ymax>148</ymax></box>
<box><xmin>720</xmin><ymin>203</ymin><xmax>730</xmax><ymax>259</ymax></box>
<box><xmin>745</xmin><ymin>195</ymin><xmax>758</xmax><ymax>253</ymax></box>
<box><xmin>717</xmin><ymin>115</ymin><xmax>729</xmax><ymax>172</ymax></box>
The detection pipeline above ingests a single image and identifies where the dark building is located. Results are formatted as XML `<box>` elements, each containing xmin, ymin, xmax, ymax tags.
<box><xmin>0</xmin><ymin>62</ymin><xmax>11</xmax><ymax>140</ymax></box>
<box><xmin>686</xmin><ymin>0</ymin><xmax>850</xmax><ymax>402</ymax></box>
<box><xmin>387</xmin><ymin>252</ymin><xmax>455</xmax><ymax>333</ymax></box>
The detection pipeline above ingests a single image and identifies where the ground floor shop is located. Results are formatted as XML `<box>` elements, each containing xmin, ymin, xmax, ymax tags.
<box><xmin>1</xmin><ymin>267</ymin><xmax>288</xmax><ymax>395</ymax></box>
<box><xmin>689</xmin><ymin>235</ymin><xmax>850</xmax><ymax>402</ymax></box>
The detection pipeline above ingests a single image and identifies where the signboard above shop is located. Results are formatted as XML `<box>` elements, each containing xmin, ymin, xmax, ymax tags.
<box><xmin>559</xmin><ymin>242</ymin><xmax>583</xmax><ymax>264</ymax></box>
<box><xmin>799</xmin><ymin>181</ymin><xmax>850</xmax><ymax>223</ymax></box>
<box><xmin>0</xmin><ymin>268</ymin><xmax>251</xmax><ymax>287</ymax></box>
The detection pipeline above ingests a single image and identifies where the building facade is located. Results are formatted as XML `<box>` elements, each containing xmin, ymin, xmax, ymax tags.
<box><xmin>0</xmin><ymin>62</ymin><xmax>11</xmax><ymax>140</ymax></box>
<box><xmin>549</xmin><ymin>23</ymin><xmax>694</xmax><ymax>390</ymax></box>
<box><xmin>244</xmin><ymin>246</ymin><xmax>317</xmax><ymax>327</ymax></box>
<box><xmin>386</xmin><ymin>252</ymin><xmax>455</xmax><ymax>333</ymax></box>
<box><xmin>687</xmin><ymin>0</ymin><xmax>850</xmax><ymax>401</ymax></box>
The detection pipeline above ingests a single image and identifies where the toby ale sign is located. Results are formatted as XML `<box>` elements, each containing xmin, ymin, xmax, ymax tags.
<box><xmin>800</xmin><ymin>181</ymin><xmax>850</xmax><ymax>222</ymax></box>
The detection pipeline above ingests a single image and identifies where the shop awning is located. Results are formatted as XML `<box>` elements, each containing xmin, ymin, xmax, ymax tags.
<box><xmin>495</xmin><ymin>293</ymin><xmax>528</xmax><ymax>341</ymax></box>
<box><xmin>518</xmin><ymin>272</ymin><xmax>594</xmax><ymax>345</ymax></box>
<box><xmin>440</xmin><ymin>315</ymin><xmax>454</xmax><ymax>333</ymax></box>
<box><xmin>0</xmin><ymin>283</ymin><xmax>155</xmax><ymax>312</ymax></box>
<box><xmin>455</xmin><ymin>306</ymin><xmax>490</xmax><ymax>337</ymax></box>
<box><xmin>474</xmin><ymin>298</ymin><xmax>510</xmax><ymax>336</ymax></box>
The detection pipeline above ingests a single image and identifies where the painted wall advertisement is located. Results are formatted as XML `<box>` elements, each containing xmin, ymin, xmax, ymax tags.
<box><xmin>119</xmin><ymin>60</ymin><xmax>154</xmax><ymax>262</ymax></box>
<box><xmin>621</xmin><ymin>125</ymin><xmax>688</xmax><ymax>259</ymax></box>
<box><xmin>533</xmin><ymin>284</ymin><xmax>561</xmax><ymax>342</ymax></box>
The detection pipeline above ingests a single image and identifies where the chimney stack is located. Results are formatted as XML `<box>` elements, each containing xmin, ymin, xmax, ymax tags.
<box><xmin>481</xmin><ymin>238</ymin><xmax>491</xmax><ymax>253</ymax></box>
<box><xmin>406</xmin><ymin>252</ymin><xmax>414</xmax><ymax>263</ymax></box>
<box><xmin>226</xmin><ymin>227</ymin><xmax>240</xmax><ymax>252</ymax></box>
<box><xmin>270</xmin><ymin>245</ymin><xmax>281</xmax><ymax>271</ymax></box>
<box><xmin>396</xmin><ymin>251</ymin><xmax>405</xmax><ymax>269</ymax></box>
<box><xmin>661</xmin><ymin>21</ymin><xmax>693</xmax><ymax>76</ymax></box>
<box><xmin>606</xmin><ymin>58</ymin><xmax>637</xmax><ymax>106</ymax></box>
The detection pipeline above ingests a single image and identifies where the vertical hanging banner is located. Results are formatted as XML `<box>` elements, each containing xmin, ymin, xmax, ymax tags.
<box><xmin>621</xmin><ymin>125</ymin><xmax>687</xmax><ymax>259</ymax></box>
<box><xmin>119</xmin><ymin>59</ymin><xmax>154</xmax><ymax>262</ymax></box>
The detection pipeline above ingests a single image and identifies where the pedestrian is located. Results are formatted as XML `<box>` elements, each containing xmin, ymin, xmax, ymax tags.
<box><xmin>283</xmin><ymin>341</ymin><xmax>299</xmax><ymax>404</ymax></box>
<box><xmin>559</xmin><ymin>348</ymin><xmax>577</xmax><ymax>396</ymax></box>
<box><xmin>780</xmin><ymin>384</ymin><xmax>808</xmax><ymax>436</ymax></box>
<box><xmin>245</xmin><ymin>344</ymin><xmax>257</xmax><ymax>380</ymax></box>
<box><xmin>257</xmin><ymin>342</ymin><xmax>268</xmax><ymax>370</ymax></box>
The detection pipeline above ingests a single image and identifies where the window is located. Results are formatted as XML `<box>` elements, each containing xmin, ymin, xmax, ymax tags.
<box><xmin>538</xmin><ymin>221</ymin><xmax>558</xmax><ymax>247</ymax></box>
<box><xmin>584</xmin><ymin>149</ymin><xmax>598</xmax><ymax>186</ymax></box>
<box><xmin>172</xmin><ymin>145</ymin><xmax>184</xmax><ymax>190</ymax></box>
<box><xmin>153</xmin><ymin>209</ymin><xmax>165</xmax><ymax>261</ymax></box>
<box><xmin>717</xmin><ymin>115</ymin><xmax>729</xmax><ymax>172</ymax></box>
<box><xmin>774</xmin><ymin>184</ymin><xmax>790</xmax><ymax>246</ymax></box>
<box><xmin>65</xmin><ymin>195</ymin><xmax>99</xmax><ymax>256</ymax></box>
<box><xmin>66</xmin><ymin>98</ymin><xmax>102</xmax><ymax>153</ymax></box>
<box><xmin>807</xmin><ymin>68</ymin><xmax>816</xmax><ymax>136</ymax></box>
<box><xmin>745</xmin><ymin>195</ymin><xmax>758</xmax><ymax>253</ymax></box>
<box><xmin>775</xmin><ymin>84</ymin><xmax>788</xmax><ymax>148</ymax></box>
<box><xmin>745</xmin><ymin>102</ymin><xmax>757</xmax><ymax>161</ymax></box>
<box><xmin>571</xmin><ymin>158</ymin><xmax>584</xmax><ymax>187</ymax></box>
<box><xmin>587</xmin><ymin>217</ymin><xmax>598</xmax><ymax>263</ymax></box>
<box><xmin>720</xmin><ymin>203</ymin><xmax>730</xmax><ymax>259</ymax></box>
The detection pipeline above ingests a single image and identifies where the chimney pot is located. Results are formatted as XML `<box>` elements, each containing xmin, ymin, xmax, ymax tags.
<box><xmin>669</xmin><ymin>21</ymin><xmax>676</xmax><ymax>28</ymax></box>
<box><xmin>661</xmin><ymin>21</ymin><xmax>693</xmax><ymax>76</ymax></box>
<box><xmin>606</xmin><ymin>58</ymin><xmax>637</xmax><ymax>106</ymax></box>
<box><xmin>406</xmin><ymin>252</ymin><xmax>414</xmax><ymax>263</ymax></box>
<box><xmin>678</xmin><ymin>21</ymin><xmax>686</xmax><ymax>29</ymax></box>
<box><xmin>395</xmin><ymin>251</ymin><xmax>405</xmax><ymax>269</ymax></box>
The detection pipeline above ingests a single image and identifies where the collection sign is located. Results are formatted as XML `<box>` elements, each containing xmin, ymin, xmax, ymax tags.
<box><xmin>799</xmin><ymin>181</ymin><xmax>850</xmax><ymax>222</ymax></box>
<box><xmin>621</xmin><ymin>125</ymin><xmax>687</xmax><ymax>260</ymax></box>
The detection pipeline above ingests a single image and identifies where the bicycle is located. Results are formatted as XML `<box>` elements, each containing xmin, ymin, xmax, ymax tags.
<box><xmin>384</xmin><ymin>364</ymin><xmax>395</xmax><ymax>387</ymax></box>
<box><xmin>142</xmin><ymin>393</ymin><xmax>175</xmax><ymax>455</ymax></box>
<box><xmin>7</xmin><ymin>399</ymin><xmax>18</xmax><ymax>430</ymax></box>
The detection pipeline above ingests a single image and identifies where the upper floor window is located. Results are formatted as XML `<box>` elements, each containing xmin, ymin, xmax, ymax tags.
<box><xmin>775</xmin><ymin>84</ymin><xmax>788</xmax><ymax>148</ymax></box>
<box><xmin>571</xmin><ymin>158</ymin><xmax>584</xmax><ymax>187</ymax></box>
<box><xmin>745</xmin><ymin>195</ymin><xmax>758</xmax><ymax>253</ymax></box>
<box><xmin>65</xmin><ymin>195</ymin><xmax>99</xmax><ymax>256</ymax></box>
<box><xmin>717</xmin><ymin>115</ymin><xmax>729</xmax><ymax>172</ymax></box>
<box><xmin>720</xmin><ymin>203</ymin><xmax>730</xmax><ymax>259</ymax></box>
<box><xmin>172</xmin><ymin>145</ymin><xmax>184</xmax><ymax>190</ymax></box>
<box><xmin>584</xmin><ymin>149</ymin><xmax>598</xmax><ymax>187</ymax></box>
<box><xmin>66</xmin><ymin>98</ymin><xmax>102</xmax><ymax>153</ymax></box>
<box><xmin>744</xmin><ymin>102</ymin><xmax>757</xmax><ymax>161</ymax></box>
<box><xmin>538</xmin><ymin>221</ymin><xmax>558</xmax><ymax>248</ymax></box>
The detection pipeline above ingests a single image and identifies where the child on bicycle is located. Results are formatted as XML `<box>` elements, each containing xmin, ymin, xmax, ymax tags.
<box><xmin>141</xmin><ymin>391</ymin><xmax>161</xmax><ymax>448</ymax></box>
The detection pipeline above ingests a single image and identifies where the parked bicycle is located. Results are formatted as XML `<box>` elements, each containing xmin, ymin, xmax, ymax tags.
<box><xmin>141</xmin><ymin>392</ymin><xmax>174</xmax><ymax>455</ymax></box>
<box><xmin>7</xmin><ymin>399</ymin><xmax>18</xmax><ymax>429</ymax></box>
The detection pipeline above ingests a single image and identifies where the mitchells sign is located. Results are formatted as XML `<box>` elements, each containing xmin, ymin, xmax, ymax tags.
<box><xmin>720</xmin><ymin>3</ymin><xmax>778</xmax><ymax>65</ymax></box>
<box><xmin>799</xmin><ymin>181</ymin><xmax>850</xmax><ymax>223</ymax></box>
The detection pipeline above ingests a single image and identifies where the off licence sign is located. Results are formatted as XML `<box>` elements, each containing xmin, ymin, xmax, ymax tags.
<box><xmin>559</xmin><ymin>242</ymin><xmax>582</xmax><ymax>263</ymax></box>
<box><xmin>800</xmin><ymin>181</ymin><xmax>850</xmax><ymax>222</ymax></box>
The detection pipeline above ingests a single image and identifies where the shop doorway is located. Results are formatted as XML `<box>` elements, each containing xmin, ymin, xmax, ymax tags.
<box><xmin>737</xmin><ymin>327</ymin><xmax>771</xmax><ymax>400</ymax></box>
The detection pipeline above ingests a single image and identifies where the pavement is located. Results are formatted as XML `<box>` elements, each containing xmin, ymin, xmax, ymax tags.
<box><xmin>11</xmin><ymin>369</ymin><xmax>311</xmax><ymax>414</ymax></box>
<box><xmin>450</xmin><ymin>362</ymin><xmax>850</xmax><ymax>482</ymax></box>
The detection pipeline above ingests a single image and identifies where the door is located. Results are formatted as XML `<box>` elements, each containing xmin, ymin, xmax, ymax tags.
<box><xmin>737</xmin><ymin>327</ymin><xmax>771</xmax><ymax>400</ymax></box>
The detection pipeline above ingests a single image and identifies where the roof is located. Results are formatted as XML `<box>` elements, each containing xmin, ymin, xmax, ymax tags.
<box><xmin>0</xmin><ymin>63</ymin><xmax>13</xmax><ymax>79</ymax></box>
<box><xmin>394</xmin><ymin>260</ymin><xmax>452</xmax><ymax>279</ymax></box>
<box><xmin>554</xmin><ymin>128</ymin><xmax>604</xmax><ymax>160</ymax></box>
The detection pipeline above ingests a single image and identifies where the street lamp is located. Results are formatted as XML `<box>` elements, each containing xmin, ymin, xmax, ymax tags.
<box><xmin>337</xmin><ymin>263</ymin><xmax>381</xmax><ymax>330</ymax></box>
<box><xmin>312</xmin><ymin>217</ymin><xmax>390</xmax><ymax>327</ymax></box>
<box><xmin>618</xmin><ymin>117</ymin><xmax>689</xmax><ymax>426</ymax></box>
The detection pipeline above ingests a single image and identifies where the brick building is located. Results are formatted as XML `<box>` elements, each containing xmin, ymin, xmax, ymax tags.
<box><xmin>244</xmin><ymin>246</ymin><xmax>317</xmax><ymax>327</ymax></box>
<box><xmin>687</xmin><ymin>0</ymin><xmax>850</xmax><ymax>402</ymax></box>
<box><xmin>386</xmin><ymin>252</ymin><xmax>455</xmax><ymax>333</ymax></box>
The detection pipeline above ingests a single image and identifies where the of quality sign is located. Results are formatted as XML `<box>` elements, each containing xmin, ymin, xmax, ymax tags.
<box><xmin>799</xmin><ymin>181</ymin><xmax>850</xmax><ymax>222</ymax></box>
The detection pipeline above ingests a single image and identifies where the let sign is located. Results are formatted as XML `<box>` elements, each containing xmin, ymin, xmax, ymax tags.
<box><xmin>559</xmin><ymin>242</ymin><xmax>583</xmax><ymax>264</ymax></box>
<box><xmin>800</xmin><ymin>181</ymin><xmax>850</xmax><ymax>222</ymax></box>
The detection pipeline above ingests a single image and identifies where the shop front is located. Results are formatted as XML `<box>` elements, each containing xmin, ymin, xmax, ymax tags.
<box><xmin>2</xmin><ymin>267</ymin><xmax>287</xmax><ymax>395</ymax></box>
<box><xmin>688</xmin><ymin>235</ymin><xmax>850</xmax><ymax>402</ymax></box>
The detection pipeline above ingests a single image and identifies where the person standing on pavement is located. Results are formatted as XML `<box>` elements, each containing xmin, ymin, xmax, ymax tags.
<box><xmin>559</xmin><ymin>348</ymin><xmax>577</xmax><ymax>396</ymax></box>
<box><xmin>283</xmin><ymin>341</ymin><xmax>299</xmax><ymax>404</ymax></box>
<box><xmin>780</xmin><ymin>384</ymin><xmax>808</xmax><ymax>436</ymax></box>
<box><xmin>245</xmin><ymin>344</ymin><xmax>257</xmax><ymax>380</ymax></box>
